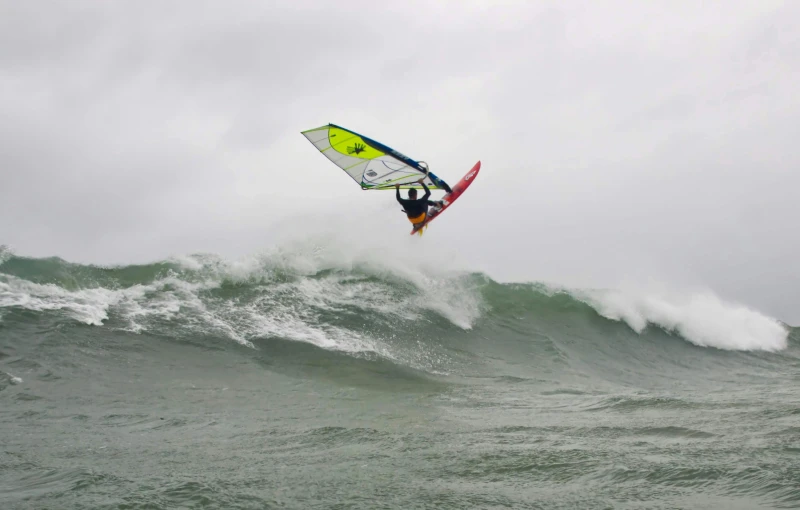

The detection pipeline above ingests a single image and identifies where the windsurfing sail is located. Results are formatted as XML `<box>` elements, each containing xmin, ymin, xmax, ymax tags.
<box><xmin>301</xmin><ymin>123</ymin><xmax>451</xmax><ymax>190</ymax></box>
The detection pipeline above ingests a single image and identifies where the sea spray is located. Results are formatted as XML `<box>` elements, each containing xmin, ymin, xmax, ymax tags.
<box><xmin>577</xmin><ymin>287</ymin><xmax>788</xmax><ymax>352</ymax></box>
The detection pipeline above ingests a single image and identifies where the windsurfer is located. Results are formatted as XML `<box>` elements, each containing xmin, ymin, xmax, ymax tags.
<box><xmin>395</xmin><ymin>178</ymin><xmax>444</xmax><ymax>230</ymax></box>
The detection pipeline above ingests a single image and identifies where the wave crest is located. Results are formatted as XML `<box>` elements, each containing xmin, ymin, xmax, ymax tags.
<box><xmin>0</xmin><ymin>245</ymin><xmax>790</xmax><ymax>355</ymax></box>
<box><xmin>578</xmin><ymin>288</ymin><xmax>788</xmax><ymax>352</ymax></box>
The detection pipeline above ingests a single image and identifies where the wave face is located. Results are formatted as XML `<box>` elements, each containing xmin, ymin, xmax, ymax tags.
<box><xmin>0</xmin><ymin>244</ymin><xmax>790</xmax><ymax>354</ymax></box>
<box><xmin>1</xmin><ymin>244</ymin><xmax>798</xmax><ymax>509</ymax></box>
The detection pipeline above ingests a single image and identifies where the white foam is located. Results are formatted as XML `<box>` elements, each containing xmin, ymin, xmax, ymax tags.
<box><xmin>161</xmin><ymin>233</ymin><xmax>485</xmax><ymax>359</ymax></box>
<box><xmin>578</xmin><ymin>287</ymin><xmax>789</xmax><ymax>352</ymax></box>
<box><xmin>0</xmin><ymin>222</ymin><xmax>485</xmax><ymax>363</ymax></box>
<box><xmin>0</xmin><ymin>245</ymin><xmax>11</xmax><ymax>265</ymax></box>
<box><xmin>170</xmin><ymin>222</ymin><xmax>485</xmax><ymax>331</ymax></box>
<box><xmin>0</xmin><ymin>275</ymin><xmax>122</xmax><ymax>325</ymax></box>
<box><xmin>257</xmin><ymin>224</ymin><xmax>484</xmax><ymax>329</ymax></box>
<box><xmin>0</xmin><ymin>273</ymin><xmax>257</xmax><ymax>348</ymax></box>
<box><xmin>1</xmin><ymin>370</ymin><xmax>23</xmax><ymax>384</ymax></box>
<box><xmin>242</xmin><ymin>303</ymin><xmax>385</xmax><ymax>355</ymax></box>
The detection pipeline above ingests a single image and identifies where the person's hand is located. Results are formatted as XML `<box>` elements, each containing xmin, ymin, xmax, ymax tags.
<box><xmin>395</xmin><ymin>184</ymin><xmax>400</xmax><ymax>189</ymax></box>
<box><xmin>417</xmin><ymin>177</ymin><xmax>425</xmax><ymax>184</ymax></box>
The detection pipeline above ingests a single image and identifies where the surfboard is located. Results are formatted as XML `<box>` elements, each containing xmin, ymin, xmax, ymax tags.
<box><xmin>411</xmin><ymin>161</ymin><xmax>481</xmax><ymax>235</ymax></box>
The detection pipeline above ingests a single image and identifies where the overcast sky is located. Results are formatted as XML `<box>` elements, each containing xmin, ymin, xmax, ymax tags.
<box><xmin>1</xmin><ymin>0</ymin><xmax>798</xmax><ymax>323</ymax></box>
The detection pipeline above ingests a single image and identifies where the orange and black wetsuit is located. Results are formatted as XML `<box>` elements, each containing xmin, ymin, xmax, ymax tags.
<box><xmin>396</xmin><ymin>183</ymin><xmax>438</xmax><ymax>226</ymax></box>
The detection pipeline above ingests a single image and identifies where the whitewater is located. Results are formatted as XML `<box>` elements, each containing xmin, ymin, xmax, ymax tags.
<box><xmin>0</xmin><ymin>237</ymin><xmax>797</xmax><ymax>509</ymax></box>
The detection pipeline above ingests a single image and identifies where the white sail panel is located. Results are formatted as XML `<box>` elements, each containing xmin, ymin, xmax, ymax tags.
<box><xmin>301</xmin><ymin>124</ymin><xmax>448</xmax><ymax>190</ymax></box>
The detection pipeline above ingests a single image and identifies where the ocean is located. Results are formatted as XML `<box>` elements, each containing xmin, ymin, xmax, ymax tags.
<box><xmin>1</xmin><ymin>242</ymin><xmax>797</xmax><ymax>509</ymax></box>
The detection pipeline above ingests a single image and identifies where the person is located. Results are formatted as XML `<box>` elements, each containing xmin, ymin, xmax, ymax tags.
<box><xmin>395</xmin><ymin>178</ymin><xmax>444</xmax><ymax>230</ymax></box>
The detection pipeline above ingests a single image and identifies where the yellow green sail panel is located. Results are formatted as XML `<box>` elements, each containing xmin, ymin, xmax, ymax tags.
<box><xmin>301</xmin><ymin>124</ymin><xmax>450</xmax><ymax>190</ymax></box>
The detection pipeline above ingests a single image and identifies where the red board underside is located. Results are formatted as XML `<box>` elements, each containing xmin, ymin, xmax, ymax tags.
<box><xmin>410</xmin><ymin>161</ymin><xmax>481</xmax><ymax>235</ymax></box>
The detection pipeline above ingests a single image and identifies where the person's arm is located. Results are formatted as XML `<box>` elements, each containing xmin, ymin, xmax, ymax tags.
<box><xmin>395</xmin><ymin>184</ymin><xmax>402</xmax><ymax>203</ymax></box>
<box><xmin>419</xmin><ymin>179</ymin><xmax>431</xmax><ymax>200</ymax></box>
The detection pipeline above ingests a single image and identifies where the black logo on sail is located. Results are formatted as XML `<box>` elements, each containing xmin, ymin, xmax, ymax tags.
<box><xmin>347</xmin><ymin>142</ymin><xmax>366</xmax><ymax>155</ymax></box>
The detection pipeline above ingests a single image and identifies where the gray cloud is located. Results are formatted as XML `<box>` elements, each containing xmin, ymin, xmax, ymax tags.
<box><xmin>1</xmin><ymin>1</ymin><xmax>798</xmax><ymax>323</ymax></box>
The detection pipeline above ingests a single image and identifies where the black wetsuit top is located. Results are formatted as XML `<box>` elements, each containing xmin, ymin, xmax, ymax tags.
<box><xmin>396</xmin><ymin>183</ymin><xmax>437</xmax><ymax>218</ymax></box>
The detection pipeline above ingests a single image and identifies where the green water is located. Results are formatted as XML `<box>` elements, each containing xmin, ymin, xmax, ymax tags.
<box><xmin>1</xmin><ymin>252</ymin><xmax>798</xmax><ymax>509</ymax></box>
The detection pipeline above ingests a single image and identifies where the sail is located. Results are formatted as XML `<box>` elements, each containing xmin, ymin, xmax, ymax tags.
<box><xmin>301</xmin><ymin>123</ymin><xmax>450</xmax><ymax>190</ymax></box>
